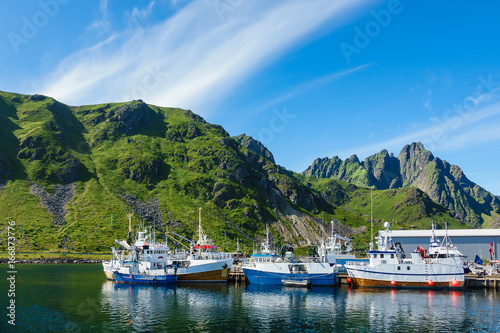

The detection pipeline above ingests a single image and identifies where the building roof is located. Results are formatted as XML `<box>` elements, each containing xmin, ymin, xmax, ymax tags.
<box><xmin>386</xmin><ymin>229</ymin><xmax>500</xmax><ymax>238</ymax></box>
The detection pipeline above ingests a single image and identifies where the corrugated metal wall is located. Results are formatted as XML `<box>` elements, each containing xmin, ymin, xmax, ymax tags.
<box><xmin>383</xmin><ymin>234</ymin><xmax>499</xmax><ymax>262</ymax></box>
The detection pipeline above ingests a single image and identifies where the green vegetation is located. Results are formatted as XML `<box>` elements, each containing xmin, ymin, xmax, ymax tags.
<box><xmin>0</xmin><ymin>91</ymin><xmax>483</xmax><ymax>259</ymax></box>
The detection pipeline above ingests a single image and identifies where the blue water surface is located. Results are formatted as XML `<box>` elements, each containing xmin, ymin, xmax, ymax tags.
<box><xmin>1</xmin><ymin>264</ymin><xmax>499</xmax><ymax>332</ymax></box>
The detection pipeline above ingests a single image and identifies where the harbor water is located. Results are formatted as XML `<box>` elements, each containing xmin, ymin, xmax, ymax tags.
<box><xmin>1</xmin><ymin>264</ymin><xmax>499</xmax><ymax>332</ymax></box>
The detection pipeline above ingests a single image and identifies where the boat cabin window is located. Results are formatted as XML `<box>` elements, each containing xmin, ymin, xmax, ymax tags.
<box><xmin>407</xmin><ymin>266</ymin><xmax>410</xmax><ymax>270</ymax></box>
<box><xmin>397</xmin><ymin>266</ymin><xmax>401</xmax><ymax>270</ymax></box>
<box><xmin>391</xmin><ymin>254</ymin><xmax>394</xmax><ymax>259</ymax></box>
<box><xmin>380</xmin><ymin>254</ymin><xmax>384</xmax><ymax>259</ymax></box>
<box><xmin>288</xmin><ymin>264</ymin><xmax>308</xmax><ymax>274</ymax></box>
<box><xmin>372</xmin><ymin>254</ymin><xmax>377</xmax><ymax>258</ymax></box>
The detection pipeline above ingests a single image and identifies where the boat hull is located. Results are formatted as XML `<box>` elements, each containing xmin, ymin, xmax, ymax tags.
<box><xmin>242</xmin><ymin>262</ymin><xmax>337</xmax><ymax>286</ymax></box>
<box><xmin>176</xmin><ymin>258</ymin><xmax>233</xmax><ymax>283</ymax></box>
<box><xmin>114</xmin><ymin>272</ymin><xmax>177</xmax><ymax>284</ymax></box>
<box><xmin>349</xmin><ymin>276</ymin><xmax>464</xmax><ymax>288</ymax></box>
<box><xmin>104</xmin><ymin>270</ymin><xmax>115</xmax><ymax>281</ymax></box>
<box><xmin>345</xmin><ymin>263</ymin><xmax>464</xmax><ymax>289</ymax></box>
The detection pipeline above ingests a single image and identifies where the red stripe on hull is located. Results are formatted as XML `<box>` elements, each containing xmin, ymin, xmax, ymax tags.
<box><xmin>351</xmin><ymin>277</ymin><xmax>464</xmax><ymax>289</ymax></box>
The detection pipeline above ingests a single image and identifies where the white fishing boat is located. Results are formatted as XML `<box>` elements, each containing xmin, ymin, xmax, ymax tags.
<box><xmin>316</xmin><ymin>220</ymin><xmax>367</xmax><ymax>272</ymax></box>
<box><xmin>426</xmin><ymin>223</ymin><xmax>465</xmax><ymax>260</ymax></box>
<box><xmin>102</xmin><ymin>227</ymin><xmax>177</xmax><ymax>284</ymax></box>
<box><xmin>242</xmin><ymin>226</ymin><xmax>338</xmax><ymax>286</ymax></box>
<box><xmin>169</xmin><ymin>208</ymin><xmax>233</xmax><ymax>283</ymax></box>
<box><xmin>345</xmin><ymin>222</ymin><xmax>464</xmax><ymax>288</ymax></box>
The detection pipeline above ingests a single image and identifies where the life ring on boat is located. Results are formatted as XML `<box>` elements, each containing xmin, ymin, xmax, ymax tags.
<box><xmin>158</xmin><ymin>264</ymin><xmax>162</xmax><ymax>269</ymax></box>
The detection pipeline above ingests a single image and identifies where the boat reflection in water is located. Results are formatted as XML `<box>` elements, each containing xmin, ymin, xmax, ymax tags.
<box><xmin>98</xmin><ymin>280</ymin><xmax>489</xmax><ymax>332</ymax></box>
<box><xmin>343</xmin><ymin>287</ymin><xmax>469</xmax><ymax>332</ymax></box>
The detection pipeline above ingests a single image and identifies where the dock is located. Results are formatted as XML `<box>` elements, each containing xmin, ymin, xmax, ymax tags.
<box><xmin>465</xmin><ymin>275</ymin><xmax>500</xmax><ymax>289</ymax></box>
<box><xmin>228</xmin><ymin>266</ymin><xmax>247</xmax><ymax>284</ymax></box>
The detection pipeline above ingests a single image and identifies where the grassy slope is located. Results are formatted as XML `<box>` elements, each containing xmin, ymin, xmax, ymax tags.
<box><xmin>0</xmin><ymin>91</ymin><xmax>476</xmax><ymax>257</ymax></box>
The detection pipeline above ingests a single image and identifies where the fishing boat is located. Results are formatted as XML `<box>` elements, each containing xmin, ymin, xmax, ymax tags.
<box><xmin>426</xmin><ymin>223</ymin><xmax>465</xmax><ymax>260</ymax></box>
<box><xmin>281</xmin><ymin>279</ymin><xmax>311</xmax><ymax>287</ymax></box>
<box><xmin>169</xmin><ymin>208</ymin><xmax>233</xmax><ymax>283</ymax></box>
<box><xmin>345</xmin><ymin>222</ymin><xmax>464</xmax><ymax>288</ymax></box>
<box><xmin>316</xmin><ymin>220</ymin><xmax>367</xmax><ymax>272</ymax></box>
<box><xmin>102</xmin><ymin>227</ymin><xmax>177</xmax><ymax>284</ymax></box>
<box><xmin>242</xmin><ymin>226</ymin><xmax>338</xmax><ymax>286</ymax></box>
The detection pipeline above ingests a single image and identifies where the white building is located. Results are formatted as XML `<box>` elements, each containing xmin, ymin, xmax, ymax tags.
<box><xmin>384</xmin><ymin>229</ymin><xmax>500</xmax><ymax>262</ymax></box>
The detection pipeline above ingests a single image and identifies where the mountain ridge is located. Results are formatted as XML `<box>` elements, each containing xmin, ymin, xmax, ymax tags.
<box><xmin>302</xmin><ymin>142</ymin><xmax>500</xmax><ymax>228</ymax></box>
<box><xmin>0</xmin><ymin>90</ymin><xmax>480</xmax><ymax>254</ymax></box>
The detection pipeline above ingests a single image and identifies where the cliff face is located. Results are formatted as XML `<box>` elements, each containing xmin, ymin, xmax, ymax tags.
<box><xmin>232</xmin><ymin>134</ymin><xmax>275</xmax><ymax>163</ymax></box>
<box><xmin>303</xmin><ymin>142</ymin><xmax>500</xmax><ymax>227</ymax></box>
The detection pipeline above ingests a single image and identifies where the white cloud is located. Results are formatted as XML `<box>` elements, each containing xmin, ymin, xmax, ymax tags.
<box><xmin>85</xmin><ymin>0</ymin><xmax>111</xmax><ymax>34</ymax></box>
<box><xmin>38</xmin><ymin>0</ymin><xmax>369</xmax><ymax>114</ymax></box>
<box><xmin>252</xmin><ymin>63</ymin><xmax>372</xmax><ymax>116</ymax></box>
<box><xmin>127</xmin><ymin>1</ymin><xmax>156</xmax><ymax>26</ymax></box>
<box><xmin>334</xmin><ymin>99</ymin><xmax>500</xmax><ymax>159</ymax></box>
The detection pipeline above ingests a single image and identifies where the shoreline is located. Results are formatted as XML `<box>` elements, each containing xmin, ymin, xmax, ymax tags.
<box><xmin>0</xmin><ymin>252</ymin><xmax>110</xmax><ymax>263</ymax></box>
<box><xmin>0</xmin><ymin>258</ymin><xmax>103</xmax><ymax>264</ymax></box>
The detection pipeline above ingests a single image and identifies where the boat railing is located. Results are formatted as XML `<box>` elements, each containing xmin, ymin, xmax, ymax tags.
<box><xmin>346</xmin><ymin>260</ymin><xmax>368</xmax><ymax>266</ymax></box>
<box><xmin>427</xmin><ymin>258</ymin><xmax>445</xmax><ymax>264</ymax></box>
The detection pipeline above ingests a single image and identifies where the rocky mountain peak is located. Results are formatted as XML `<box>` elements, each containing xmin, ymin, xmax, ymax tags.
<box><xmin>302</xmin><ymin>141</ymin><xmax>500</xmax><ymax>227</ymax></box>
<box><xmin>233</xmin><ymin>134</ymin><xmax>275</xmax><ymax>163</ymax></box>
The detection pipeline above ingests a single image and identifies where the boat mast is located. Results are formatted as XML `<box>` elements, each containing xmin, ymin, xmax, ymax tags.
<box><xmin>445</xmin><ymin>222</ymin><xmax>449</xmax><ymax>257</ymax></box>
<box><xmin>198</xmin><ymin>207</ymin><xmax>202</xmax><ymax>256</ymax></box>
<box><xmin>370</xmin><ymin>186</ymin><xmax>374</xmax><ymax>251</ymax></box>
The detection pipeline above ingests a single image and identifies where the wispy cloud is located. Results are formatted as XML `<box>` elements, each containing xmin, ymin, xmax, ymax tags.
<box><xmin>252</xmin><ymin>63</ymin><xmax>373</xmax><ymax>115</ymax></box>
<box><xmin>38</xmin><ymin>0</ymin><xmax>369</xmax><ymax>113</ymax></box>
<box><xmin>423</xmin><ymin>89</ymin><xmax>432</xmax><ymax>110</ymax></box>
<box><xmin>126</xmin><ymin>1</ymin><xmax>156</xmax><ymax>26</ymax></box>
<box><xmin>334</xmin><ymin>99</ymin><xmax>500</xmax><ymax>159</ymax></box>
<box><xmin>85</xmin><ymin>0</ymin><xmax>111</xmax><ymax>35</ymax></box>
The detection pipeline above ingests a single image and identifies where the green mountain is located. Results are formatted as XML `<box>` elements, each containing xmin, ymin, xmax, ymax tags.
<box><xmin>0</xmin><ymin>91</ymin><xmax>474</xmax><ymax>255</ymax></box>
<box><xmin>303</xmin><ymin>142</ymin><xmax>500</xmax><ymax>228</ymax></box>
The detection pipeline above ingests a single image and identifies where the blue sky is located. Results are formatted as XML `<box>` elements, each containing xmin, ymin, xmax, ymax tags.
<box><xmin>1</xmin><ymin>0</ymin><xmax>500</xmax><ymax>195</ymax></box>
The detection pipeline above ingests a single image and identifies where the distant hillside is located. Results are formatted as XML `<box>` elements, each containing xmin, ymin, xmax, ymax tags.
<box><xmin>302</xmin><ymin>142</ymin><xmax>500</xmax><ymax>228</ymax></box>
<box><xmin>0</xmin><ymin>91</ymin><xmax>473</xmax><ymax>254</ymax></box>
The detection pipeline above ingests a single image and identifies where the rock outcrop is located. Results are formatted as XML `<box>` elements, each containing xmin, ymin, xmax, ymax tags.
<box><xmin>303</xmin><ymin>142</ymin><xmax>500</xmax><ymax>226</ymax></box>
<box><xmin>29</xmin><ymin>183</ymin><xmax>76</xmax><ymax>225</ymax></box>
<box><xmin>233</xmin><ymin>134</ymin><xmax>275</xmax><ymax>163</ymax></box>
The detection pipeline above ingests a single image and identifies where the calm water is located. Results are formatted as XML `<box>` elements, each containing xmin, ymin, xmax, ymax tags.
<box><xmin>1</xmin><ymin>264</ymin><xmax>499</xmax><ymax>332</ymax></box>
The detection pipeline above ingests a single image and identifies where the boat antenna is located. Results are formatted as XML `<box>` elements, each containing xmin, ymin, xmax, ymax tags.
<box><xmin>370</xmin><ymin>186</ymin><xmax>374</xmax><ymax>250</ymax></box>
<box><xmin>331</xmin><ymin>219</ymin><xmax>334</xmax><ymax>239</ymax></box>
